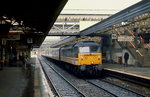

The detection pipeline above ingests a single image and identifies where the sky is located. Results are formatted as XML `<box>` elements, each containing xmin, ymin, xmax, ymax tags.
<box><xmin>63</xmin><ymin>0</ymin><xmax>141</xmax><ymax>10</ymax></box>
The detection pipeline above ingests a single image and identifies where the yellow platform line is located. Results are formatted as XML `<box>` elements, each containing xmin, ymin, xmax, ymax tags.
<box><xmin>34</xmin><ymin>66</ymin><xmax>43</xmax><ymax>97</ymax></box>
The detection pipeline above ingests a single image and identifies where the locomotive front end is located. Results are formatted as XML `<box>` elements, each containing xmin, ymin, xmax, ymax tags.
<box><xmin>78</xmin><ymin>53</ymin><xmax>102</xmax><ymax>65</ymax></box>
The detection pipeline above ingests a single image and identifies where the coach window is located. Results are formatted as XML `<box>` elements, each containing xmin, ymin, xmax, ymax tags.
<box><xmin>62</xmin><ymin>49</ymin><xmax>65</xmax><ymax>57</ymax></box>
<box><xmin>64</xmin><ymin>49</ymin><xmax>67</xmax><ymax>57</ymax></box>
<box><xmin>70</xmin><ymin>48</ymin><xmax>73</xmax><ymax>57</ymax></box>
<box><xmin>67</xmin><ymin>48</ymin><xmax>71</xmax><ymax>57</ymax></box>
<box><xmin>73</xmin><ymin>47</ymin><xmax>78</xmax><ymax>58</ymax></box>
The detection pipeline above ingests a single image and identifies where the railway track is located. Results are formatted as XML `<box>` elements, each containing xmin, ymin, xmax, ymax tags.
<box><xmin>40</xmin><ymin>56</ymin><xmax>150</xmax><ymax>97</ymax></box>
<box><xmin>86</xmin><ymin>79</ymin><xmax>146</xmax><ymax>97</ymax></box>
<box><xmin>39</xmin><ymin>56</ymin><xmax>87</xmax><ymax>97</ymax></box>
<box><xmin>101</xmin><ymin>77</ymin><xmax>150</xmax><ymax>96</ymax></box>
<box><xmin>40</xmin><ymin>56</ymin><xmax>117</xmax><ymax>97</ymax></box>
<box><xmin>39</xmin><ymin>56</ymin><xmax>118</xmax><ymax>97</ymax></box>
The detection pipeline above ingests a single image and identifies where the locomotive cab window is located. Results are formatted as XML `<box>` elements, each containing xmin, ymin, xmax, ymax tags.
<box><xmin>79</xmin><ymin>46</ymin><xmax>100</xmax><ymax>53</ymax></box>
<box><xmin>73</xmin><ymin>47</ymin><xmax>78</xmax><ymax>57</ymax></box>
<box><xmin>90</xmin><ymin>46</ymin><xmax>100</xmax><ymax>53</ymax></box>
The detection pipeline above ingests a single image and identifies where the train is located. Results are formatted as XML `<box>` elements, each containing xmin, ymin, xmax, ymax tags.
<box><xmin>45</xmin><ymin>40</ymin><xmax>103</xmax><ymax>75</ymax></box>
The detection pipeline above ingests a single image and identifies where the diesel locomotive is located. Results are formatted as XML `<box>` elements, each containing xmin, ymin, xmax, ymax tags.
<box><xmin>46</xmin><ymin>40</ymin><xmax>103</xmax><ymax>75</ymax></box>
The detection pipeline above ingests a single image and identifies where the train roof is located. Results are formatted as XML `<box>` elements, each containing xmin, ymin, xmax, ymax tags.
<box><xmin>61</xmin><ymin>40</ymin><xmax>99</xmax><ymax>48</ymax></box>
<box><xmin>74</xmin><ymin>40</ymin><xmax>99</xmax><ymax>46</ymax></box>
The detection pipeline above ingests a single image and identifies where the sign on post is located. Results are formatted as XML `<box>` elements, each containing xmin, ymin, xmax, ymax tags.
<box><xmin>6</xmin><ymin>33</ymin><xmax>20</xmax><ymax>40</ymax></box>
<box><xmin>118</xmin><ymin>36</ymin><xmax>134</xmax><ymax>41</ymax></box>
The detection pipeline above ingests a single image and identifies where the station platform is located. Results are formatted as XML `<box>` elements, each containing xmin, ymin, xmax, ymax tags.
<box><xmin>0</xmin><ymin>66</ymin><xmax>28</xmax><ymax>97</ymax></box>
<box><xmin>31</xmin><ymin>55</ymin><xmax>54</xmax><ymax>97</ymax></box>
<box><xmin>103</xmin><ymin>63</ymin><xmax>150</xmax><ymax>80</ymax></box>
<box><xmin>0</xmin><ymin>56</ymin><xmax>54</xmax><ymax>97</ymax></box>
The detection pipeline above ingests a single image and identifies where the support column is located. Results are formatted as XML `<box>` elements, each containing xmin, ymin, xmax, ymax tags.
<box><xmin>134</xmin><ymin>28</ymin><xmax>141</xmax><ymax>67</ymax></box>
<box><xmin>109</xmin><ymin>35</ymin><xmax>114</xmax><ymax>63</ymax></box>
<box><xmin>0</xmin><ymin>39</ymin><xmax>3</xmax><ymax>70</ymax></box>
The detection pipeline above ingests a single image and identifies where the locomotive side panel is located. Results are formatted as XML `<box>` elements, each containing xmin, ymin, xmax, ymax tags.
<box><xmin>51</xmin><ymin>48</ymin><xmax>60</xmax><ymax>61</ymax></box>
<box><xmin>60</xmin><ymin>56</ymin><xmax>78</xmax><ymax>65</ymax></box>
<box><xmin>60</xmin><ymin>45</ymin><xmax>79</xmax><ymax>65</ymax></box>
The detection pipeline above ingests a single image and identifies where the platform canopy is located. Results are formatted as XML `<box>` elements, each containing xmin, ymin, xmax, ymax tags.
<box><xmin>0</xmin><ymin>0</ymin><xmax>68</xmax><ymax>48</ymax></box>
<box><xmin>51</xmin><ymin>0</ymin><xmax>150</xmax><ymax>48</ymax></box>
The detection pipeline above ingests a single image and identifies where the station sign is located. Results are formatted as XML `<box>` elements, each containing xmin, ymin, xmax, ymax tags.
<box><xmin>0</xmin><ymin>35</ymin><xmax>8</xmax><ymax>38</ymax></box>
<box><xmin>5</xmin><ymin>33</ymin><xmax>20</xmax><ymax>40</ymax></box>
<box><xmin>118</xmin><ymin>36</ymin><xmax>134</xmax><ymax>41</ymax></box>
<box><xmin>111</xmin><ymin>34</ymin><xmax>117</xmax><ymax>39</ymax></box>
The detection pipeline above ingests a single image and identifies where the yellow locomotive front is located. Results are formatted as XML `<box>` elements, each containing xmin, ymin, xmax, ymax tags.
<box><xmin>76</xmin><ymin>44</ymin><xmax>102</xmax><ymax>66</ymax></box>
<box><xmin>78</xmin><ymin>53</ymin><xmax>102</xmax><ymax>65</ymax></box>
<box><xmin>75</xmin><ymin>41</ymin><xmax>103</xmax><ymax>75</ymax></box>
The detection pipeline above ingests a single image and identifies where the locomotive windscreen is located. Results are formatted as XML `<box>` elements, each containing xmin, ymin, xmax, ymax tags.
<box><xmin>76</xmin><ymin>41</ymin><xmax>101</xmax><ymax>53</ymax></box>
<box><xmin>79</xmin><ymin>47</ymin><xmax>90</xmax><ymax>53</ymax></box>
<box><xmin>79</xmin><ymin>46</ymin><xmax>100</xmax><ymax>53</ymax></box>
<box><xmin>90</xmin><ymin>46</ymin><xmax>100</xmax><ymax>53</ymax></box>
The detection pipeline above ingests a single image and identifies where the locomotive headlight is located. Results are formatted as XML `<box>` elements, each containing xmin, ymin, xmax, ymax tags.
<box><xmin>98</xmin><ymin>56</ymin><xmax>101</xmax><ymax>60</ymax></box>
<box><xmin>81</xmin><ymin>57</ymin><xmax>83</xmax><ymax>60</ymax></box>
